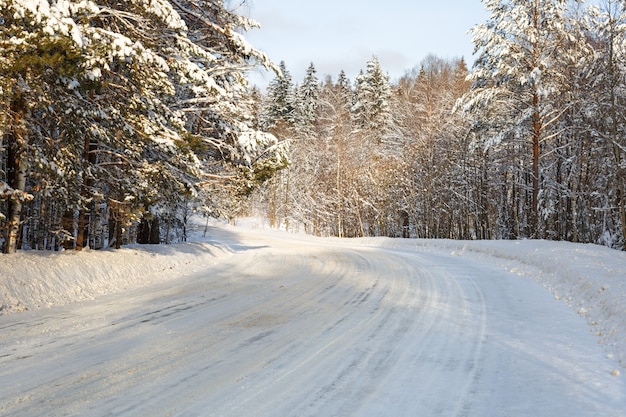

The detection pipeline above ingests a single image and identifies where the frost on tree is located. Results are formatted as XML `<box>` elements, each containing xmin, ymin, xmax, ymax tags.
<box><xmin>460</xmin><ymin>0</ymin><xmax>577</xmax><ymax>238</ymax></box>
<box><xmin>352</xmin><ymin>57</ymin><xmax>393</xmax><ymax>137</ymax></box>
<box><xmin>295</xmin><ymin>63</ymin><xmax>320</xmax><ymax>133</ymax></box>
<box><xmin>583</xmin><ymin>0</ymin><xmax>626</xmax><ymax>248</ymax></box>
<box><xmin>0</xmin><ymin>0</ymin><xmax>286</xmax><ymax>253</ymax></box>
<box><xmin>262</xmin><ymin>60</ymin><xmax>297</xmax><ymax>130</ymax></box>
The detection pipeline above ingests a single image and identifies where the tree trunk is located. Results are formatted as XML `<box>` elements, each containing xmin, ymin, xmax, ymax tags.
<box><xmin>612</xmin><ymin>146</ymin><xmax>626</xmax><ymax>250</ymax></box>
<box><xmin>5</xmin><ymin>146</ymin><xmax>26</xmax><ymax>254</ymax></box>
<box><xmin>268</xmin><ymin>179</ymin><xmax>277</xmax><ymax>228</ymax></box>
<box><xmin>401</xmin><ymin>209</ymin><xmax>410</xmax><ymax>238</ymax></box>
<box><xmin>76</xmin><ymin>136</ymin><xmax>98</xmax><ymax>251</ymax></box>
<box><xmin>108</xmin><ymin>203</ymin><xmax>123</xmax><ymax>249</ymax></box>
<box><xmin>283</xmin><ymin>169</ymin><xmax>290</xmax><ymax>232</ymax></box>
<box><xmin>108</xmin><ymin>217</ymin><xmax>123</xmax><ymax>249</ymax></box>
<box><xmin>532</xmin><ymin>94</ymin><xmax>541</xmax><ymax>238</ymax></box>
<box><xmin>137</xmin><ymin>217</ymin><xmax>160</xmax><ymax>244</ymax></box>
<box><xmin>61</xmin><ymin>210</ymin><xmax>76</xmax><ymax>250</ymax></box>
<box><xmin>4</xmin><ymin>94</ymin><xmax>27</xmax><ymax>254</ymax></box>
<box><xmin>530</xmin><ymin>0</ymin><xmax>541</xmax><ymax>238</ymax></box>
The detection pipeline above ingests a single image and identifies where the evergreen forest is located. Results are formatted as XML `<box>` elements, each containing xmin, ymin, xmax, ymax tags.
<box><xmin>1</xmin><ymin>0</ymin><xmax>626</xmax><ymax>253</ymax></box>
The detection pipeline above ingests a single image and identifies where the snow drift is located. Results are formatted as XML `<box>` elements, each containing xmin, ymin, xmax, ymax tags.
<box><xmin>0</xmin><ymin>239</ymin><xmax>232</xmax><ymax>314</ymax></box>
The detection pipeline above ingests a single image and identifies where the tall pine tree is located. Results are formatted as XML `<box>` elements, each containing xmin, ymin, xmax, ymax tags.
<box><xmin>262</xmin><ymin>61</ymin><xmax>297</xmax><ymax>130</ymax></box>
<box><xmin>352</xmin><ymin>57</ymin><xmax>393</xmax><ymax>135</ymax></box>
<box><xmin>296</xmin><ymin>62</ymin><xmax>320</xmax><ymax>133</ymax></box>
<box><xmin>460</xmin><ymin>0</ymin><xmax>578</xmax><ymax>238</ymax></box>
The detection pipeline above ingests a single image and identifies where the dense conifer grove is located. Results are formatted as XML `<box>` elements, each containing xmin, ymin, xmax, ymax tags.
<box><xmin>1</xmin><ymin>0</ymin><xmax>625</xmax><ymax>252</ymax></box>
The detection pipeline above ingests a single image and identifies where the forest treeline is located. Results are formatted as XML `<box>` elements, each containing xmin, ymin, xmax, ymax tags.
<box><xmin>251</xmin><ymin>0</ymin><xmax>626</xmax><ymax>250</ymax></box>
<box><xmin>1</xmin><ymin>0</ymin><xmax>626</xmax><ymax>253</ymax></box>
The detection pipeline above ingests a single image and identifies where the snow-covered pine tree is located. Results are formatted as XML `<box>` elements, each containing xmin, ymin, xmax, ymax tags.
<box><xmin>170</xmin><ymin>0</ymin><xmax>286</xmax><ymax>191</ymax></box>
<box><xmin>351</xmin><ymin>57</ymin><xmax>393</xmax><ymax>138</ymax></box>
<box><xmin>584</xmin><ymin>0</ymin><xmax>626</xmax><ymax>248</ymax></box>
<box><xmin>316</xmin><ymin>71</ymin><xmax>354</xmax><ymax>237</ymax></box>
<box><xmin>0</xmin><ymin>0</ymin><xmax>99</xmax><ymax>252</ymax></box>
<box><xmin>262</xmin><ymin>61</ymin><xmax>297</xmax><ymax>130</ymax></box>
<box><xmin>530</xmin><ymin>2</ymin><xmax>595</xmax><ymax>243</ymax></box>
<box><xmin>296</xmin><ymin>62</ymin><xmax>320</xmax><ymax>133</ymax></box>
<box><xmin>336</xmin><ymin>70</ymin><xmax>353</xmax><ymax>115</ymax></box>
<box><xmin>459</xmin><ymin>0</ymin><xmax>579</xmax><ymax>238</ymax></box>
<box><xmin>0</xmin><ymin>0</ymin><xmax>286</xmax><ymax>253</ymax></box>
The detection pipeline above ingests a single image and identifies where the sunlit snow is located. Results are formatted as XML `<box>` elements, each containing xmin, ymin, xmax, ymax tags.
<box><xmin>1</xmin><ymin>219</ymin><xmax>624</xmax><ymax>416</ymax></box>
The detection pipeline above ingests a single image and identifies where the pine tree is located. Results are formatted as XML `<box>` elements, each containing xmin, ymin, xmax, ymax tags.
<box><xmin>336</xmin><ymin>70</ymin><xmax>353</xmax><ymax>114</ymax></box>
<box><xmin>585</xmin><ymin>0</ymin><xmax>626</xmax><ymax>248</ymax></box>
<box><xmin>296</xmin><ymin>62</ymin><xmax>320</xmax><ymax>132</ymax></box>
<box><xmin>460</xmin><ymin>0</ymin><xmax>578</xmax><ymax>238</ymax></box>
<box><xmin>0</xmin><ymin>0</ymin><xmax>94</xmax><ymax>252</ymax></box>
<box><xmin>352</xmin><ymin>57</ymin><xmax>393</xmax><ymax>134</ymax></box>
<box><xmin>0</xmin><ymin>0</ymin><xmax>287</xmax><ymax>253</ymax></box>
<box><xmin>262</xmin><ymin>61</ymin><xmax>297</xmax><ymax>129</ymax></box>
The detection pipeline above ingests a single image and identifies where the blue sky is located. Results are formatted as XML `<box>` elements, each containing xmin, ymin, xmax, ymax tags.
<box><xmin>242</xmin><ymin>0</ymin><xmax>489</xmax><ymax>87</ymax></box>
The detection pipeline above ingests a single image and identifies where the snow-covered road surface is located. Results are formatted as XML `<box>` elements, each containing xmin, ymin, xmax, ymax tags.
<box><xmin>1</xmin><ymin>226</ymin><xmax>624</xmax><ymax>416</ymax></box>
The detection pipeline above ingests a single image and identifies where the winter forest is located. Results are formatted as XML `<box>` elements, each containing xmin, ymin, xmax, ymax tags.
<box><xmin>1</xmin><ymin>0</ymin><xmax>626</xmax><ymax>254</ymax></box>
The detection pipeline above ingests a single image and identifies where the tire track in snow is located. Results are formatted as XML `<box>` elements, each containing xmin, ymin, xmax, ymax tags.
<box><xmin>0</xmin><ymin>228</ymin><xmax>624</xmax><ymax>416</ymax></box>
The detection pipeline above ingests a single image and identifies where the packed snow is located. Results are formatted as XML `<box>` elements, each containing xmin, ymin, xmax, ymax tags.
<box><xmin>0</xmin><ymin>218</ymin><xmax>625</xmax><ymax>416</ymax></box>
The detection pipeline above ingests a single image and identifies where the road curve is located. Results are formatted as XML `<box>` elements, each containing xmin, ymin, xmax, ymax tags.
<box><xmin>0</xmin><ymin>226</ymin><xmax>624</xmax><ymax>416</ymax></box>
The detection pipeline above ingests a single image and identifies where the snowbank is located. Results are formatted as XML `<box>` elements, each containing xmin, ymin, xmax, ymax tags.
<box><xmin>0</xmin><ymin>240</ymin><xmax>232</xmax><ymax>314</ymax></box>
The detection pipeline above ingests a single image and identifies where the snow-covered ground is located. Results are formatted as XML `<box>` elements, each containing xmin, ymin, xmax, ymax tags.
<box><xmin>1</xmin><ymin>219</ymin><xmax>625</xmax><ymax>416</ymax></box>
<box><xmin>358</xmin><ymin>235</ymin><xmax>626</xmax><ymax>368</ymax></box>
<box><xmin>0</xmin><ymin>233</ymin><xmax>234</xmax><ymax>315</ymax></box>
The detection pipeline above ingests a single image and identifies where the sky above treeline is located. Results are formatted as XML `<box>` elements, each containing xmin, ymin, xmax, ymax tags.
<box><xmin>242</xmin><ymin>0</ymin><xmax>489</xmax><ymax>88</ymax></box>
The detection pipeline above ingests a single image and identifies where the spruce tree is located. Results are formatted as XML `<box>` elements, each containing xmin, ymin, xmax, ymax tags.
<box><xmin>296</xmin><ymin>62</ymin><xmax>320</xmax><ymax>132</ymax></box>
<box><xmin>336</xmin><ymin>70</ymin><xmax>353</xmax><ymax>113</ymax></box>
<box><xmin>262</xmin><ymin>61</ymin><xmax>297</xmax><ymax>129</ymax></box>
<box><xmin>352</xmin><ymin>57</ymin><xmax>392</xmax><ymax>134</ymax></box>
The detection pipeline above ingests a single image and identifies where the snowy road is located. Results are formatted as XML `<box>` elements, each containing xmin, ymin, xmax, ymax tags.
<box><xmin>1</xmin><ymin>226</ymin><xmax>624</xmax><ymax>416</ymax></box>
